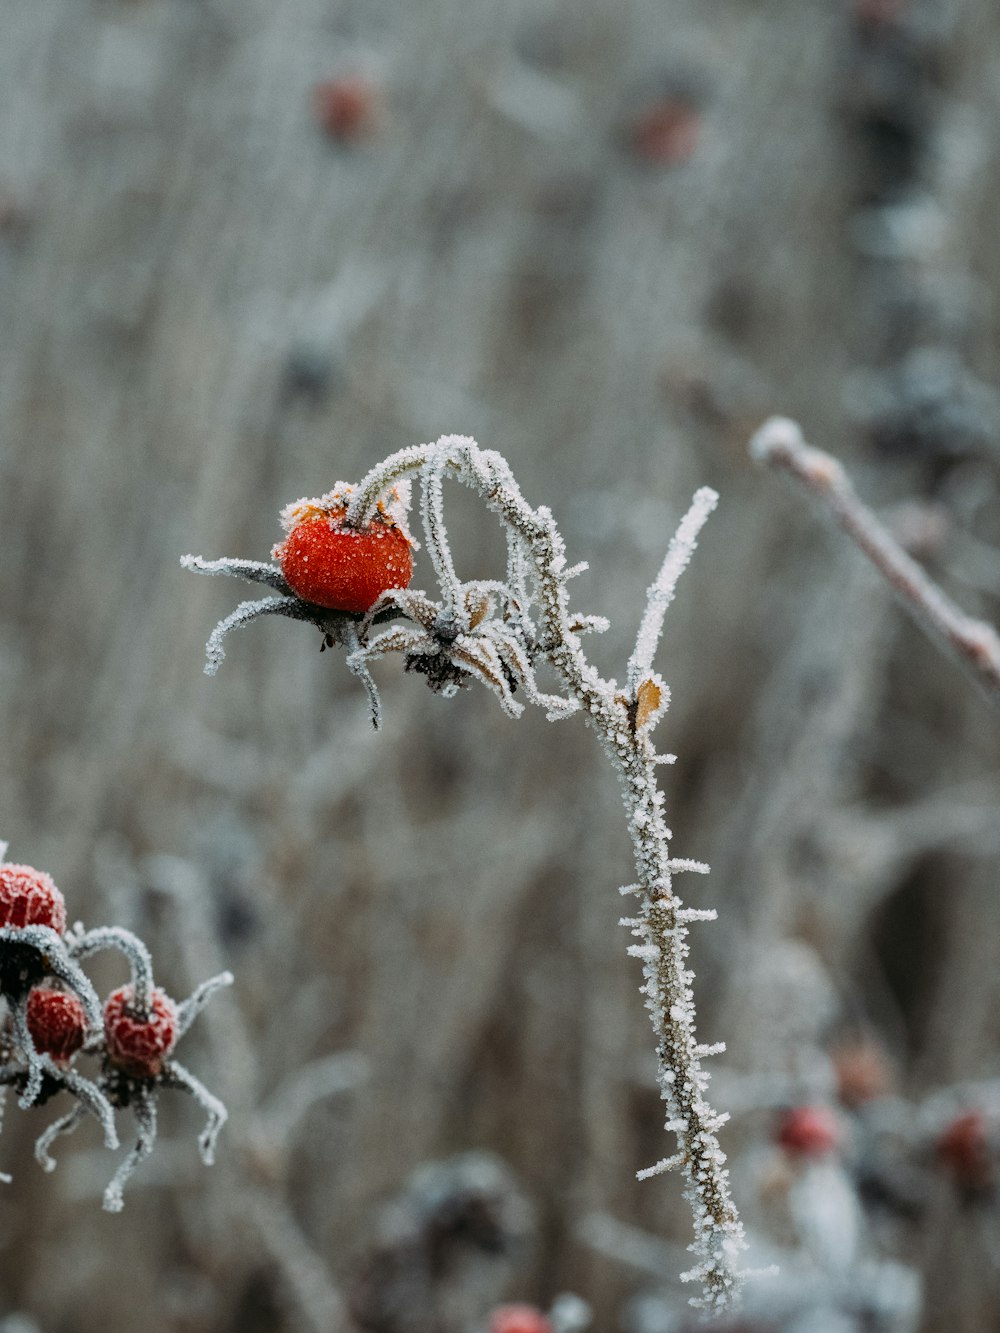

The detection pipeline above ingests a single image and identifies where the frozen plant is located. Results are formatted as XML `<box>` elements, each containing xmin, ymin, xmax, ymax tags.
<box><xmin>0</xmin><ymin>845</ymin><xmax>232</xmax><ymax>1210</ymax></box>
<box><xmin>184</xmin><ymin>434</ymin><xmax>748</xmax><ymax>1310</ymax></box>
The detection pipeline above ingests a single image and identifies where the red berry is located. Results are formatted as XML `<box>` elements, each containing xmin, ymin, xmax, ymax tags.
<box><xmin>489</xmin><ymin>1307</ymin><xmax>553</xmax><ymax>1333</ymax></box>
<box><xmin>0</xmin><ymin>864</ymin><xmax>67</xmax><ymax>934</ymax></box>
<box><xmin>777</xmin><ymin>1106</ymin><xmax>841</xmax><ymax>1158</ymax></box>
<box><xmin>103</xmin><ymin>985</ymin><xmax>178</xmax><ymax>1078</ymax></box>
<box><xmin>313</xmin><ymin>76</ymin><xmax>379</xmax><ymax>142</ymax></box>
<box><xmin>26</xmin><ymin>987</ymin><xmax>87</xmax><ymax>1062</ymax></box>
<box><xmin>630</xmin><ymin>97</ymin><xmax>700</xmax><ymax>166</ymax></box>
<box><xmin>276</xmin><ymin>508</ymin><xmax>413</xmax><ymax>614</ymax></box>
<box><xmin>936</xmin><ymin>1111</ymin><xmax>993</xmax><ymax>1191</ymax></box>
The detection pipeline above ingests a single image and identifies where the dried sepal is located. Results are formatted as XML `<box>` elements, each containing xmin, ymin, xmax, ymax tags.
<box><xmin>633</xmin><ymin>676</ymin><xmax>669</xmax><ymax>734</ymax></box>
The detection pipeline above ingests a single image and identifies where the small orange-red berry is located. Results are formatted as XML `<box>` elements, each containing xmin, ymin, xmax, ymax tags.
<box><xmin>936</xmin><ymin>1111</ymin><xmax>993</xmax><ymax>1191</ymax></box>
<box><xmin>489</xmin><ymin>1307</ymin><xmax>554</xmax><ymax>1333</ymax></box>
<box><xmin>777</xmin><ymin>1105</ymin><xmax>841</xmax><ymax>1158</ymax></box>
<box><xmin>0</xmin><ymin>864</ymin><xmax>67</xmax><ymax>934</ymax></box>
<box><xmin>104</xmin><ymin>985</ymin><xmax>178</xmax><ymax>1078</ymax></box>
<box><xmin>630</xmin><ymin>97</ymin><xmax>700</xmax><ymax>166</ymax></box>
<box><xmin>277</xmin><ymin>509</ymin><xmax>413</xmax><ymax>614</ymax></box>
<box><xmin>26</xmin><ymin>987</ymin><xmax>87</xmax><ymax>1062</ymax></box>
<box><xmin>313</xmin><ymin>76</ymin><xmax>379</xmax><ymax>142</ymax></box>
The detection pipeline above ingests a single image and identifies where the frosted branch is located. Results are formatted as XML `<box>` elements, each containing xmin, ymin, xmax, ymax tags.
<box><xmin>176</xmin><ymin>970</ymin><xmax>234</xmax><ymax>1038</ymax></box>
<box><xmin>181</xmin><ymin>554</ymin><xmax>293</xmax><ymax>594</ymax></box>
<box><xmin>103</xmin><ymin>1088</ymin><xmax>158</xmax><ymax>1213</ymax></box>
<box><xmin>751</xmin><ymin>416</ymin><xmax>1000</xmax><ymax>712</ymax></box>
<box><xmin>35</xmin><ymin>1103</ymin><xmax>88</xmax><ymax>1173</ymax></box>
<box><xmin>34</xmin><ymin>1065</ymin><xmax>118</xmax><ymax>1169</ymax></box>
<box><xmin>10</xmin><ymin>997</ymin><xmax>44</xmax><ymax>1109</ymax></box>
<box><xmin>163</xmin><ymin>1060</ymin><xmax>228</xmax><ymax>1164</ymax></box>
<box><xmin>203</xmin><ymin>596</ymin><xmax>312</xmax><ymax>676</ymax></box>
<box><xmin>186</xmin><ymin>433</ymin><xmax>747</xmax><ymax>1309</ymax></box>
<box><xmin>71</xmin><ymin>925</ymin><xmax>155</xmax><ymax>1010</ymax></box>
<box><xmin>627</xmin><ymin>487</ymin><xmax>719</xmax><ymax>691</ymax></box>
<box><xmin>258</xmin><ymin>1051</ymin><xmax>369</xmax><ymax>1143</ymax></box>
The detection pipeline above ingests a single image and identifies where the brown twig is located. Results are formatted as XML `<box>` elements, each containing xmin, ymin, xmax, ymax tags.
<box><xmin>750</xmin><ymin>416</ymin><xmax>1000</xmax><ymax>713</ymax></box>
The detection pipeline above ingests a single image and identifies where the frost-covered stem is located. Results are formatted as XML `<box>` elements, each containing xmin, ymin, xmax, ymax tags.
<box><xmin>751</xmin><ymin>416</ymin><xmax>1000</xmax><ymax>712</ymax></box>
<box><xmin>627</xmin><ymin>487</ymin><xmax>719</xmax><ymax>692</ymax></box>
<box><xmin>349</xmin><ymin>437</ymin><xmax>745</xmax><ymax>1308</ymax></box>
<box><xmin>71</xmin><ymin>926</ymin><xmax>155</xmax><ymax>1011</ymax></box>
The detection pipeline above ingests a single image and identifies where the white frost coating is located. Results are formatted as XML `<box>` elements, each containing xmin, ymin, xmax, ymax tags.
<box><xmin>185</xmin><ymin>435</ymin><xmax>747</xmax><ymax>1310</ymax></box>
<box><xmin>627</xmin><ymin>486</ymin><xmax>719</xmax><ymax>692</ymax></box>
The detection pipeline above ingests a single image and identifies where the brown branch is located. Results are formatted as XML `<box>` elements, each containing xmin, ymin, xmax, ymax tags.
<box><xmin>750</xmin><ymin>416</ymin><xmax>1000</xmax><ymax>713</ymax></box>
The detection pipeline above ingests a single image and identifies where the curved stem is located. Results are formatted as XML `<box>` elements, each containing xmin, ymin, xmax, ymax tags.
<box><xmin>344</xmin><ymin>435</ymin><xmax>746</xmax><ymax>1307</ymax></box>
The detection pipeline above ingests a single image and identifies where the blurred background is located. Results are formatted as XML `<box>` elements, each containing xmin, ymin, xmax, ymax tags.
<box><xmin>2</xmin><ymin>0</ymin><xmax>1000</xmax><ymax>1329</ymax></box>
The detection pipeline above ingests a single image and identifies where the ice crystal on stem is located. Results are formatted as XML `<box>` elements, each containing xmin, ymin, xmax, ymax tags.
<box><xmin>185</xmin><ymin>435</ymin><xmax>748</xmax><ymax>1309</ymax></box>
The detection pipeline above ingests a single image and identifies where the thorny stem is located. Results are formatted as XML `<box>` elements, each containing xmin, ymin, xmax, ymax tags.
<box><xmin>190</xmin><ymin>438</ymin><xmax>744</xmax><ymax>1308</ymax></box>
<box><xmin>751</xmin><ymin>416</ymin><xmax>1000</xmax><ymax>713</ymax></box>
<box><xmin>350</xmin><ymin>437</ymin><xmax>747</xmax><ymax>1309</ymax></box>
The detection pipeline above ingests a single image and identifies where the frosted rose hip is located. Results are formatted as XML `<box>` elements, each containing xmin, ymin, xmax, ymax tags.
<box><xmin>0</xmin><ymin>864</ymin><xmax>67</xmax><ymax>934</ymax></box>
<box><xmin>277</xmin><ymin>509</ymin><xmax>413</xmax><ymax>613</ymax></box>
<box><xmin>27</xmin><ymin>987</ymin><xmax>87</xmax><ymax>1062</ymax></box>
<box><xmin>104</xmin><ymin>984</ymin><xmax>178</xmax><ymax>1078</ymax></box>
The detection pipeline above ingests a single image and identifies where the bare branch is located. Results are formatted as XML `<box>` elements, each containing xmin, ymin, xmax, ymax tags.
<box><xmin>627</xmin><ymin>487</ymin><xmax>719</xmax><ymax>692</ymax></box>
<box><xmin>751</xmin><ymin>416</ymin><xmax>1000</xmax><ymax>712</ymax></box>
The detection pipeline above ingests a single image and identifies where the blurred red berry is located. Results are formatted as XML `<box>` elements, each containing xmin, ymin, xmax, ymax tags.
<box><xmin>778</xmin><ymin>1105</ymin><xmax>841</xmax><ymax>1158</ymax></box>
<box><xmin>104</xmin><ymin>984</ymin><xmax>178</xmax><ymax>1078</ymax></box>
<box><xmin>0</xmin><ymin>864</ymin><xmax>67</xmax><ymax>934</ymax></box>
<box><xmin>276</xmin><ymin>508</ymin><xmax>413</xmax><ymax>614</ymax></box>
<box><xmin>489</xmin><ymin>1306</ymin><xmax>554</xmax><ymax>1333</ymax></box>
<box><xmin>936</xmin><ymin>1111</ymin><xmax>993</xmax><ymax>1191</ymax></box>
<box><xmin>630</xmin><ymin>97</ymin><xmax>700</xmax><ymax>166</ymax></box>
<box><xmin>26</xmin><ymin>987</ymin><xmax>87</xmax><ymax>1062</ymax></box>
<box><xmin>313</xmin><ymin>75</ymin><xmax>379</xmax><ymax>142</ymax></box>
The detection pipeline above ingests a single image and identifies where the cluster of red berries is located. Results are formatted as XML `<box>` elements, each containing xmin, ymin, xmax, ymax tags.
<box><xmin>776</xmin><ymin>1063</ymin><xmax>996</xmax><ymax>1194</ymax></box>
<box><xmin>1</xmin><ymin>861</ymin><xmax>178</xmax><ymax>1080</ymax></box>
<box><xmin>275</xmin><ymin>494</ymin><xmax>414</xmax><ymax>614</ymax></box>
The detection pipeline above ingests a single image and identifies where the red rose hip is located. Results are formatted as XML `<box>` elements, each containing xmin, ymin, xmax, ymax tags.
<box><xmin>777</xmin><ymin>1105</ymin><xmax>841</xmax><ymax>1158</ymax></box>
<box><xmin>937</xmin><ymin>1110</ymin><xmax>993</xmax><ymax>1190</ymax></box>
<box><xmin>104</xmin><ymin>984</ymin><xmax>178</xmax><ymax>1078</ymax></box>
<box><xmin>0</xmin><ymin>864</ymin><xmax>67</xmax><ymax>934</ymax></box>
<box><xmin>489</xmin><ymin>1307</ymin><xmax>554</xmax><ymax>1333</ymax></box>
<box><xmin>313</xmin><ymin>75</ymin><xmax>380</xmax><ymax>142</ymax></box>
<box><xmin>276</xmin><ymin>507</ymin><xmax>413</xmax><ymax>613</ymax></box>
<box><xmin>27</xmin><ymin>987</ymin><xmax>87</xmax><ymax>1062</ymax></box>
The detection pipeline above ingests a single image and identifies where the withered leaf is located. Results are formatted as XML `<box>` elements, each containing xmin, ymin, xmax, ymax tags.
<box><xmin>635</xmin><ymin>677</ymin><xmax>662</xmax><ymax>732</ymax></box>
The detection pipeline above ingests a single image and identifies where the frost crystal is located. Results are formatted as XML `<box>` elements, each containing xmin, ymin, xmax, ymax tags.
<box><xmin>185</xmin><ymin>435</ymin><xmax>748</xmax><ymax>1308</ymax></box>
